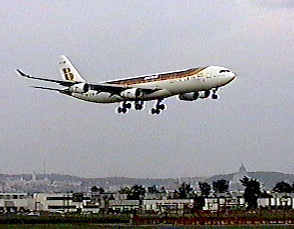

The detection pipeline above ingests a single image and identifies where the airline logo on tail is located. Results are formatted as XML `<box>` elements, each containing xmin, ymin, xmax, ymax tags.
<box><xmin>62</xmin><ymin>68</ymin><xmax>75</xmax><ymax>81</ymax></box>
<box><xmin>59</xmin><ymin>55</ymin><xmax>86</xmax><ymax>82</ymax></box>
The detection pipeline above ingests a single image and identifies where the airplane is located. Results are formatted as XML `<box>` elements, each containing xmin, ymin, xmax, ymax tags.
<box><xmin>16</xmin><ymin>55</ymin><xmax>236</xmax><ymax>114</ymax></box>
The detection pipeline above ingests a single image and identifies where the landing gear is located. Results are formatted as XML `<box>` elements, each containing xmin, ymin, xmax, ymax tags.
<box><xmin>117</xmin><ymin>107</ymin><xmax>127</xmax><ymax>113</ymax></box>
<box><xmin>212</xmin><ymin>94</ymin><xmax>219</xmax><ymax>99</ymax></box>
<box><xmin>150</xmin><ymin>99</ymin><xmax>166</xmax><ymax>115</ymax></box>
<box><xmin>134</xmin><ymin>101</ymin><xmax>144</xmax><ymax>110</ymax></box>
<box><xmin>117</xmin><ymin>101</ymin><xmax>132</xmax><ymax>114</ymax></box>
<box><xmin>117</xmin><ymin>101</ymin><xmax>145</xmax><ymax>113</ymax></box>
<box><xmin>212</xmin><ymin>88</ymin><xmax>219</xmax><ymax>100</ymax></box>
<box><xmin>117</xmin><ymin>100</ymin><xmax>167</xmax><ymax>114</ymax></box>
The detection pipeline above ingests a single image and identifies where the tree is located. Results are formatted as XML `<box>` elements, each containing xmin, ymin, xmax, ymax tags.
<box><xmin>127</xmin><ymin>185</ymin><xmax>146</xmax><ymax>200</ymax></box>
<box><xmin>273</xmin><ymin>181</ymin><xmax>292</xmax><ymax>193</ymax></box>
<box><xmin>178</xmin><ymin>182</ymin><xmax>193</xmax><ymax>199</ymax></box>
<box><xmin>118</xmin><ymin>187</ymin><xmax>131</xmax><ymax>195</ymax></box>
<box><xmin>91</xmin><ymin>186</ymin><xmax>105</xmax><ymax>194</ymax></box>
<box><xmin>98</xmin><ymin>187</ymin><xmax>105</xmax><ymax>194</ymax></box>
<box><xmin>148</xmin><ymin>185</ymin><xmax>159</xmax><ymax>194</ymax></box>
<box><xmin>212</xmin><ymin>179</ymin><xmax>229</xmax><ymax>193</ymax></box>
<box><xmin>199</xmin><ymin>182</ymin><xmax>211</xmax><ymax>197</ymax></box>
<box><xmin>160</xmin><ymin>187</ymin><xmax>166</xmax><ymax>193</ymax></box>
<box><xmin>240</xmin><ymin>176</ymin><xmax>261</xmax><ymax>210</ymax></box>
<box><xmin>91</xmin><ymin>186</ymin><xmax>99</xmax><ymax>192</ymax></box>
<box><xmin>193</xmin><ymin>195</ymin><xmax>205</xmax><ymax>210</ymax></box>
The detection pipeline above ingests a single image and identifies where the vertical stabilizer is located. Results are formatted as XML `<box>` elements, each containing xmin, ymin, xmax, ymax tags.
<box><xmin>59</xmin><ymin>55</ymin><xmax>86</xmax><ymax>82</ymax></box>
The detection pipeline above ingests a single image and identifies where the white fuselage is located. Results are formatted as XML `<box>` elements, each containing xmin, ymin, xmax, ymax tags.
<box><xmin>71</xmin><ymin>66</ymin><xmax>236</xmax><ymax>103</ymax></box>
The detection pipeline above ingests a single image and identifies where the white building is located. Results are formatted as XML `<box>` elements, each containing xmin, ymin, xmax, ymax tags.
<box><xmin>31</xmin><ymin>193</ymin><xmax>98</xmax><ymax>213</ymax></box>
<box><xmin>143</xmin><ymin>199</ymin><xmax>194</xmax><ymax>213</ymax></box>
<box><xmin>109</xmin><ymin>200</ymin><xmax>140</xmax><ymax>212</ymax></box>
<box><xmin>0</xmin><ymin>193</ymin><xmax>28</xmax><ymax>212</ymax></box>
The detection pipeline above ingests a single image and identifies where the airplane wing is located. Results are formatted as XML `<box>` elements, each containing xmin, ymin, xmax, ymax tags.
<box><xmin>17</xmin><ymin>69</ymin><xmax>161</xmax><ymax>96</ymax></box>
<box><xmin>90</xmin><ymin>84</ymin><xmax>159</xmax><ymax>95</ymax></box>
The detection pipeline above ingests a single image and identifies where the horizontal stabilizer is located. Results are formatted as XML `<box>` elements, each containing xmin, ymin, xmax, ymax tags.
<box><xmin>16</xmin><ymin>69</ymin><xmax>76</xmax><ymax>86</ymax></box>
<box><xmin>16</xmin><ymin>69</ymin><xmax>28</xmax><ymax>77</ymax></box>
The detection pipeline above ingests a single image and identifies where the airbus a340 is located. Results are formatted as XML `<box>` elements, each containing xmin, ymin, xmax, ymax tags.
<box><xmin>17</xmin><ymin>55</ymin><xmax>236</xmax><ymax>114</ymax></box>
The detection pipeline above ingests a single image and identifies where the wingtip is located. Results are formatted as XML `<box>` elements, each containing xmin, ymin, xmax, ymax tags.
<box><xmin>16</xmin><ymin>69</ymin><xmax>27</xmax><ymax>76</ymax></box>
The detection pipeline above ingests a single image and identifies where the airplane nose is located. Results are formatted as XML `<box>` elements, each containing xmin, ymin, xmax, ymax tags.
<box><xmin>231</xmin><ymin>71</ymin><xmax>236</xmax><ymax>77</ymax></box>
<box><xmin>227</xmin><ymin>72</ymin><xmax>236</xmax><ymax>83</ymax></box>
<box><xmin>230</xmin><ymin>71</ymin><xmax>237</xmax><ymax>79</ymax></box>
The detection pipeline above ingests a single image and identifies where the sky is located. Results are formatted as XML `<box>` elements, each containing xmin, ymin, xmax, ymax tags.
<box><xmin>0</xmin><ymin>0</ymin><xmax>294</xmax><ymax>178</ymax></box>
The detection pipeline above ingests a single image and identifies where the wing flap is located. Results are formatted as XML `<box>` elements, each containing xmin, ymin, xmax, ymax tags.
<box><xmin>90</xmin><ymin>83</ymin><xmax>161</xmax><ymax>95</ymax></box>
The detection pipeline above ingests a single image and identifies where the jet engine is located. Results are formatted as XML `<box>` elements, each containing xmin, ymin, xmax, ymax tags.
<box><xmin>178</xmin><ymin>90</ymin><xmax>211</xmax><ymax>101</ymax></box>
<box><xmin>178</xmin><ymin>92</ymin><xmax>199</xmax><ymax>101</ymax></box>
<box><xmin>69</xmin><ymin>83</ymin><xmax>90</xmax><ymax>93</ymax></box>
<box><xmin>120</xmin><ymin>88</ymin><xmax>143</xmax><ymax>99</ymax></box>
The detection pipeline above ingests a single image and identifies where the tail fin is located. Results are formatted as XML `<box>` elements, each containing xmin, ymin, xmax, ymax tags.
<box><xmin>59</xmin><ymin>55</ymin><xmax>86</xmax><ymax>82</ymax></box>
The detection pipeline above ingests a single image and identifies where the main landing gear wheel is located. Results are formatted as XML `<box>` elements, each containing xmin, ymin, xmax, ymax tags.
<box><xmin>135</xmin><ymin>104</ymin><xmax>143</xmax><ymax>110</ymax></box>
<box><xmin>135</xmin><ymin>101</ymin><xmax>144</xmax><ymax>110</ymax></box>
<box><xmin>117</xmin><ymin>101</ymin><xmax>131</xmax><ymax>114</ymax></box>
<box><xmin>157</xmin><ymin>104</ymin><xmax>166</xmax><ymax>110</ymax></box>
<box><xmin>151</xmin><ymin>108</ymin><xmax>160</xmax><ymax>114</ymax></box>
<box><xmin>150</xmin><ymin>99</ymin><xmax>166</xmax><ymax>115</ymax></box>
<box><xmin>117</xmin><ymin>107</ymin><xmax>127</xmax><ymax>113</ymax></box>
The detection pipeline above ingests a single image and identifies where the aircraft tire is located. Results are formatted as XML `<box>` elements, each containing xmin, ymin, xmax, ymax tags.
<box><xmin>135</xmin><ymin>104</ymin><xmax>143</xmax><ymax>110</ymax></box>
<box><xmin>212</xmin><ymin>94</ymin><xmax>219</xmax><ymax>100</ymax></box>
<box><xmin>151</xmin><ymin>108</ymin><xmax>161</xmax><ymax>115</ymax></box>
<box><xmin>157</xmin><ymin>104</ymin><xmax>166</xmax><ymax>110</ymax></box>
<box><xmin>125</xmin><ymin>103</ymin><xmax>132</xmax><ymax>109</ymax></box>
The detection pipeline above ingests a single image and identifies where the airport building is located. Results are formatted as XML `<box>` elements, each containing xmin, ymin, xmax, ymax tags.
<box><xmin>32</xmin><ymin>193</ymin><xmax>97</xmax><ymax>213</ymax></box>
<box><xmin>1</xmin><ymin>191</ymin><xmax>294</xmax><ymax>213</ymax></box>
<box><xmin>0</xmin><ymin>193</ymin><xmax>28</xmax><ymax>213</ymax></box>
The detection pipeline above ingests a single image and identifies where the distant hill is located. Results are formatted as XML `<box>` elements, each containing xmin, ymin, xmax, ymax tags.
<box><xmin>205</xmin><ymin>173</ymin><xmax>235</xmax><ymax>183</ymax></box>
<box><xmin>205</xmin><ymin>172</ymin><xmax>294</xmax><ymax>189</ymax></box>
<box><xmin>248</xmin><ymin>172</ymin><xmax>294</xmax><ymax>189</ymax></box>
<box><xmin>1</xmin><ymin>171</ymin><xmax>294</xmax><ymax>190</ymax></box>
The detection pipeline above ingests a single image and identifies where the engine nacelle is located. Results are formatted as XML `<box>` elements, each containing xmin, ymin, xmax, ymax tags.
<box><xmin>178</xmin><ymin>92</ymin><xmax>199</xmax><ymax>101</ymax></box>
<box><xmin>120</xmin><ymin>88</ymin><xmax>143</xmax><ymax>99</ymax></box>
<box><xmin>178</xmin><ymin>90</ymin><xmax>211</xmax><ymax>101</ymax></box>
<box><xmin>198</xmin><ymin>90</ymin><xmax>210</xmax><ymax>99</ymax></box>
<box><xmin>69</xmin><ymin>83</ymin><xmax>89</xmax><ymax>94</ymax></box>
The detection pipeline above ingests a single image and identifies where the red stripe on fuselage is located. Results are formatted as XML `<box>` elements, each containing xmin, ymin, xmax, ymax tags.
<box><xmin>105</xmin><ymin>67</ymin><xmax>208</xmax><ymax>86</ymax></box>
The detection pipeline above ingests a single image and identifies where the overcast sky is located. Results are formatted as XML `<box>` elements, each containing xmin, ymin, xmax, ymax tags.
<box><xmin>1</xmin><ymin>0</ymin><xmax>293</xmax><ymax>178</ymax></box>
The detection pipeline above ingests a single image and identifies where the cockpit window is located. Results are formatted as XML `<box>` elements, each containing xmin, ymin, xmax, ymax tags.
<box><xmin>219</xmin><ymin>70</ymin><xmax>231</xmax><ymax>73</ymax></box>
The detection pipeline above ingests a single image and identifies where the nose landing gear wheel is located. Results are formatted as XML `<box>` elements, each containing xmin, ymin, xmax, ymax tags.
<box><xmin>212</xmin><ymin>94</ymin><xmax>219</xmax><ymax>100</ymax></box>
<box><xmin>212</xmin><ymin>88</ymin><xmax>219</xmax><ymax>100</ymax></box>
